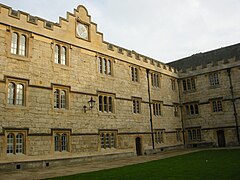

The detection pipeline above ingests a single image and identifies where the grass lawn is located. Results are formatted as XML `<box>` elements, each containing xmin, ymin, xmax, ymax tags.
<box><xmin>49</xmin><ymin>149</ymin><xmax>240</xmax><ymax>180</ymax></box>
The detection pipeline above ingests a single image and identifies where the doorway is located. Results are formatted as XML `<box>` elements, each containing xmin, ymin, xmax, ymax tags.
<box><xmin>135</xmin><ymin>137</ymin><xmax>142</xmax><ymax>156</ymax></box>
<box><xmin>217</xmin><ymin>130</ymin><xmax>226</xmax><ymax>147</ymax></box>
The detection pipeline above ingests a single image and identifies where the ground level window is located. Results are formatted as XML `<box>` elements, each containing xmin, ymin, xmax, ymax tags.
<box><xmin>155</xmin><ymin>130</ymin><xmax>164</xmax><ymax>144</ymax></box>
<box><xmin>176</xmin><ymin>130</ymin><xmax>182</xmax><ymax>142</ymax></box>
<box><xmin>54</xmin><ymin>132</ymin><xmax>69</xmax><ymax>152</ymax></box>
<box><xmin>6</xmin><ymin>132</ymin><xmax>26</xmax><ymax>154</ymax></box>
<box><xmin>187</xmin><ymin>129</ymin><xmax>201</xmax><ymax>141</ymax></box>
<box><xmin>100</xmin><ymin>131</ymin><xmax>117</xmax><ymax>149</ymax></box>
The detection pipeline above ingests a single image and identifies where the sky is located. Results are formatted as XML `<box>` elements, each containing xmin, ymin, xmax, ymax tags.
<box><xmin>1</xmin><ymin>0</ymin><xmax>240</xmax><ymax>63</ymax></box>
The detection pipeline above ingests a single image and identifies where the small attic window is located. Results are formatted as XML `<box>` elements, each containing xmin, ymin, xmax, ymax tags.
<box><xmin>45</xmin><ymin>21</ymin><xmax>53</xmax><ymax>29</ymax></box>
<box><xmin>150</xmin><ymin>59</ymin><xmax>154</xmax><ymax>65</ymax></box>
<box><xmin>135</xmin><ymin>54</ymin><xmax>140</xmax><ymax>60</ymax></box>
<box><xmin>108</xmin><ymin>44</ymin><xmax>113</xmax><ymax>50</ymax></box>
<box><xmin>157</xmin><ymin>62</ymin><xmax>161</xmax><ymax>67</ymax></box>
<box><xmin>10</xmin><ymin>9</ymin><xmax>19</xmax><ymax>17</ymax></box>
<box><xmin>143</xmin><ymin>57</ymin><xmax>148</xmax><ymax>63</ymax></box>
<box><xmin>118</xmin><ymin>47</ymin><xmax>123</xmax><ymax>54</ymax></box>
<box><xmin>28</xmin><ymin>15</ymin><xmax>37</xmax><ymax>24</ymax></box>
<box><xmin>127</xmin><ymin>51</ymin><xmax>132</xmax><ymax>57</ymax></box>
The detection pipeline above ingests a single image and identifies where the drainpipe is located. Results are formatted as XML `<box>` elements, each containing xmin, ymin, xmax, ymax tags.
<box><xmin>146</xmin><ymin>69</ymin><xmax>155</xmax><ymax>149</ymax></box>
<box><xmin>177</xmin><ymin>79</ymin><xmax>186</xmax><ymax>146</ymax></box>
<box><xmin>227</xmin><ymin>68</ymin><xmax>239</xmax><ymax>144</ymax></box>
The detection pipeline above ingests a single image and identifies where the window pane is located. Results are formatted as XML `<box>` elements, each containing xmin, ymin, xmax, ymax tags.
<box><xmin>99</xmin><ymin>96</ymin><xmax>103</xmax><ymax>112</ymax></box>
<box><xmin>217</xmin><ymin>101</ymin><xmax>222</xmax><ymax>111</ymax></box>
<box><xmin>107</xmin><ymin>60</ymin><xmax>111</xmax><ymax>75</ymax></box>
<box><xmin>61</xmin><ymin>134</ymin><xmax>68</xmax><ymax>151</ymax></box>
<box><xmin>98</xmin><ymin>57</ymin><xmax>102</xmax><ymax>73</ymax></box>
<box><xmin>8</xmin><ymin>83</ymin><xmax>15</xmax><ymax>104</ymax></box>
<box><xmin>61</xmin><ymin>46</ymin><xmax>66</xmax><ymax>65</ymax></box>
<box><xmin>110</xmin><ymin>133</ymin><xmax>115</xmax><ymax>148</ymax></box>
<box><xmin>54</xmin><ymin>134</ymin><xmax>60</xmax><ymax>151</ymax></box>
<box><xmin>194</xmin><ymin>104</ymin><xmax>199</xmax><ymax>114</ymax></box>
<box><xmin>133</xmin><ymin>100</ymin><xmax>136</xmax><ymax>113</ymax></box>
<box><xmin>11</xmin><ymin>33</ymin><xmax>18</xmax><ymax>54</ymax></box>
<box><xmin>60</xmin><ymin>90</ymin><xmax>66</xmax><ymax>108</ymax></box>
<box><xmin>104</xmin><ymin>96</ymin><xmax>108</xmax><ymax>112</ymax></box>
<box><xmin>191</xmin><ymin>78</ymin><xmax>196</xmax><ymax>89</ymax></box>
<box><xmin>188</xmin><ymin>130</ymin><xmax>192</xmax><ymax>141</ymax></box>
<box><xmin>131</xmin><ymin>67</ymin><xmax>134</xmax><ymax>81</ymax></box>
<box><xmin>183</xmin><ymin>80</ymin><xmax>187</xmax><ymax>91</ymax></box>
<box><xmin>54</xmin><ymin>89</ymin><xmax>59</xmax><ymax>108</ymax></box>
<box><xmin>153</xmin><ymin>103</ymin><xmax>156</xmax><ymax>116</ymax></box>
<box><xmin>134</xmin><ymin>68</ymin><xmax>138</xmax><ymax>82</ymax></box>
<box><xmin>108</xmin><ymin>97</ymin><xmax>112</xmax><ymax>112</ymax></box>
<box><xmin>190</xmin><ymin>105</ymin><xmax>194</xmax><ymax>115</ymax></box>
<box><xmin>136</xmin><ymin>100</ymin><xmax>140</xmax><ymax>113</ymax></box>
<box><xmin>7</xmin><ymin>134</ymin><xmax>14</xmax><ymax>154</ymax></box>
<box><xmin>100</xmin><ymin>133</ymin><xmax>105</xmax><ymax>148</ymax></box>
<box><xmin>103</xmin><ymin>59</ymin><xmax>107</xmax><ymax>74</ymax></box>
<box><xmin>106</xmin><ymin>133</ymin><xmax>110</xmax><ymax>148</ymax></box>
<box><xmin>16</xmin><ymin>133</ymin><xmax>24</xmax><ymax>154</ymax></box>
<box><xmin>19</xmin><ymin>35</ymin><xmax>26</xmax><ymax>56</ymax></box>
<box><xmin>213</xmin><ymin>101</ymin><xmax>217</xmax><ymax>112</ymax></box>
<box><xmin>54</xmin><ymin>45</ymin><xmax>60</xmax><ymax>64</ymax></box>
<box><xmin>186</xmin><ymin>105</ymin><xmax>189</xmax><ymax>115</ymax></box>
<box><xmin>187</xmin><ymin>79</ymin><xmax>191</xmax><ymax>90</ymax></box>
<box><xmin>16</xmin><ymin>84</ymin><xmax>24</xmax><ymax>105</ymax></box>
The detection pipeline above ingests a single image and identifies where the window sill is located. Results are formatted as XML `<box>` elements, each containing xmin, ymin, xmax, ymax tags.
<box><xmin>5</xmin><ymin>105</ymin><xmax>28</xmax><ymax>110</ymax></box>
<box><xmin>7</xmin><ymin>54</ymin><xmax>30</xmax><ymax>62</ymax></box>
<box><xmin>183</xmin><ymin>90</ymin><xmax>196</xmax><ymax>94</ymax></box>
<box><xmin>53</xmin><ymin>63</ymin><xmax>70</xmax><ymax>70</ymax></box>
<box><xmin>209</xmin><ymin>85</ymin><xmax>220</xmax><ymax>89</ymax></box>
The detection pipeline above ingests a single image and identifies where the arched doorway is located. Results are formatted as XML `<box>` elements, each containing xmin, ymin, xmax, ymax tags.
<box><xmin>217</xmin><ymin>130</ymin><xmax>226</xmax><ymax>147</ymax></box>
<box><xmin>135</xmin><ymin>137</ymin><xmax>142</xmax><ymax>156</ymax></box>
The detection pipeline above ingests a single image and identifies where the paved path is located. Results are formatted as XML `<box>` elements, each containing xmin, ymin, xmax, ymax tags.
<box><xmin>1</xmin><ymin>149</ymin><xmax>200</xmax><ymax>180</ymax></box>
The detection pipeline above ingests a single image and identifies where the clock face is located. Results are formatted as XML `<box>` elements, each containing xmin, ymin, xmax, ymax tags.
<box><xmin>76</xmin><ymin>23</ymin><xmax>88</xmax><ymax>40</ymax></box>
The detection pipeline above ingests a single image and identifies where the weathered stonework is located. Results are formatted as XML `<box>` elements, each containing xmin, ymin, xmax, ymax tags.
<box><xmin>0</xmin><ymin>3</ymin><xmax>239</xmax><ymax>170</ymax></box>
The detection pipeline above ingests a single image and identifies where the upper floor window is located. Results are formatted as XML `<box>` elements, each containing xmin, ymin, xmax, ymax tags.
<box><xmin>187</xmin><ymin>128</ymin><xmax>201</xmax><ymax>142</ymax></box>
<box><xmin>185</xmin><ymin>103</ymin><xmax>199</xmax><ymax>116</ymax></box>
<box><xmin>100</xmin><ymin>131</ymin><xmax>117</xmax><ymax>149</ymax></box>
<box><xmin>155</xmin><ymin>130</ymin><xmax>164</xmax><ymax>144</ymax></box>
<box><xmin>6</xmin><ymin>131</ymin><xmax>26</xmax><ymax>154</ymax></box>
<box><xmin>133</xmin><ymin>98</ymin><xmax>141</xmax><ymax>114</ymax></box>
<box><xmin>98</xmin><ymin>57</ymin><xmax>112</xmax><ymax>75</ymax></box>
<box><xmin>153</xmin><ymin>102</ymin><xmax>162</xmax><ymax>116</ymax></box>
<box><xmin>171</xmin><ymin>79</ymin><xmax>176</xmax><ymax>91</ymax></box>
<box><xmin>53</xmin><ymin>87</ymin><xmax>69</xmax><ymax>109</ymax></box>
<box><xmin>54</xmin><ymin>131</ymin><xmax>69</xmax><ymax>152</ymax></box>
<box><xmin>209</xmin><ymin>73</ymin><xmax>219</xmax><ymax>86</ymax></box>
<box><xmin>212</xmin><ymin>100</ymin><xmax>223</xmax><ymax>112</ymax></box>
<box><xmin>182</xmin><ymin>77</ymin><xmax>196</xmax><ymax>91</ymax></box>
<box><xmin>54</xmin><ymin>44</ymin><xmax>68</xmax><ymax>65</ymax></box>
<box><xmin>11</xmin><ymin>32</ymin><xmax>27</xmax><ymax>56</ymax></box>
<box><xmin>151</xmin><ymin>73</ymin><xmax>160</xmax><ymax>88</ymax></box>
<box><xmin>99</xmin><ymin>95</ymin><xmax>114</xmax><ymax>113</ymax></box>
<box><xmin>131</xmin><ymin>67</ymin><xmax>139</xmax><ymax>82</ymax></box>
<box><xmin>7</xmin><ymin>80</ymin><xmax>26</xmax><ymax>106</ymax></box>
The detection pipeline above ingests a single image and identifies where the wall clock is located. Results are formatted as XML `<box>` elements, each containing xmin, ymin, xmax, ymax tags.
<box><xmin>76</xmin><ymin>23</ymin><xmax>89</xmax><ymax>40</ymax></box>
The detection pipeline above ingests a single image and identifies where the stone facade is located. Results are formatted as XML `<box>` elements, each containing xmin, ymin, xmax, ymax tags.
<box><xmin>0</xmin><ymin>4</ymin><xmax>239</xmax><ymax>169</ymax></box>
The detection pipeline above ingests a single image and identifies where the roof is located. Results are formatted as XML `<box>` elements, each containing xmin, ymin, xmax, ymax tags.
<box><xmin>167</xmin><ymin>43</ymin><xmax>240</xmax><ymax>71</ymax></box>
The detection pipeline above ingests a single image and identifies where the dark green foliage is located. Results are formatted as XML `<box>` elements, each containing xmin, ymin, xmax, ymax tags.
<box><xmin>49</xmin><ymin>149</ymin><xmax>240</xmax><ymax>180</ymax></box>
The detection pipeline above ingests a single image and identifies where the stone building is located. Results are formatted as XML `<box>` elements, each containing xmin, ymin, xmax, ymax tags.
<box><xmin>0</xmin><ymin>4</ymin><xmax>239</xmax><ymax>170</ymax></box>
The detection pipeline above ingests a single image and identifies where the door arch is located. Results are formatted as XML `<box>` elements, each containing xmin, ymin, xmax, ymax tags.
<box><xmin>135</xmin><ymin>137</ymin><xmax>142</xmax><ymax>156</ymax></box>
<box><xmin>217</xmin><ymin>130</ymin><xmax>226</xmax><ymax>147</ymax></box>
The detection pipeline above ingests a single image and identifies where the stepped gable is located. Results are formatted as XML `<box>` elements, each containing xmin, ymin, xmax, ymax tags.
<box><xmin>167</xmin><ymin>43</ymin><xmax>240</xmax><ymax>71</ymax></box>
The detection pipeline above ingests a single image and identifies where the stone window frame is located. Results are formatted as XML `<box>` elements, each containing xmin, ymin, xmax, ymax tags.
<box><xmin>53</xmin><ymin>85</ymin><xmax>70</xmax><ymax>110</ymax></box>
<box><xmin>52</xmin><ymin>130</ymin><xmax>70</xmax><ymax>152</ymax></box>
<box><xmin>7</xmin><ymin>28</ymin><xmax>32</xmax><ymax>61</ymax></box>
<box><xmin>176</xmin><ymin>129</ymin><xmax>182</xmax><ymax>142</ymax></box>
<box><xmin>131</xmin><ymin>66</ymin><xmax>139</xmax><ymax>82</ymax></box>
<box><xmin>5</xmin><ymin>77</ymin><xmax>28</xmax><ymax>108</ymax></box>
<box><xmin>75</xmin><ymin>20</ymin><xmax>91</xmax><ymax>42</ymax></box>
<box><xmin>152</xmin><ymin>101</ymin><xmax>162</xmax><ymax>116</ymax></box>
<box><xmin>187</xmin><ymin>128</ymin><xmax>201</xmax><ymax>142</ymax></box>
<box><xmin>132</xmin><ymin>97</ymin><xmax>142</xmax><ymax>114</ymax></box>
<box><xmin>97</xmin><ymin>55</ymin><xmax>113</xmax><ymax>76</ymax></box>
<box><xmin>150</xmin><ymin>72</ymin><xmax>161</xmax><ymax>88</ymax></box>
<box><xmin>185</xmin><ymin>103</ymin><xmax>199</xmax><ymax>116</ymax></box>
<box><xmin>52</xmin><ymin>41</ymin><xmax>70</xmax><ymax>66</ymax></box>
<box><xmin>155</xmin><ymin>129</ymin><xmax>165</xmax><ymax>144</ymax></box>
<box><xmin>171</xmin><ymin>79</ymin><xmax>176</xmax><ymax>91</ymax></box>
<box><xmin>98</xmin><ymin>93</ymin><xmax>115</xmax><ymax>113</ymax></box>
<box><xmin>210</xmin><ymin>98</ymin><xmax>223</xmax><ymax>113</ymax></box>
<box><xmin>182</xmin><ymin>77</ymin><xmax>196</xmax><ymax>92</ymax></box>
<box><xmin>173</xmin><ymin>103</ymin><xmax>179</xmax><ymax>117</ymax></box>
<box><xmin>209</xmin><ymin>72</ymin><xmax>220</xmax><ymax>87</ymax></box>
<box><xmin>99</xmin><ymin>130</ymin><xmax>117</xmax><ymax>149</ymax></box>
<box><xmin>5</xmin><ymin>130</ymin><xmax>28</xmax><ymax>155</ymax></box>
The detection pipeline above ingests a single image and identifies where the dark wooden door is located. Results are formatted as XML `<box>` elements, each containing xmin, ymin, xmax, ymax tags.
<box><xmin>217</xmin><ymin>130</ymin><xmax>226</xmax><ymax>147</ymax></box>
<box><xmin>135</xmin><ymin>137</ymin><xmax>142</xmax><ymax>156</ymax></box>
